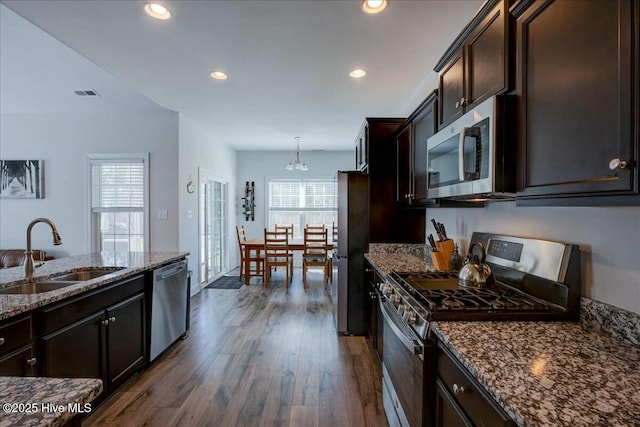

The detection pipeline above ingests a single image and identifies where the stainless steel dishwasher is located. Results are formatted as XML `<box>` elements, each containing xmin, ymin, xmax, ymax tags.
<box><xmin>150</xmin><ymin>259</ymin><xmax>189</xmax><ymax>361</ymax></box>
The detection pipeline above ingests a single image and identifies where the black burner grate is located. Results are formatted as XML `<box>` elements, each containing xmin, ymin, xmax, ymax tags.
<box><xmin>416</xmin><ymin>287</ymin><xmax>549</xmax><ymax>312</ymax></box>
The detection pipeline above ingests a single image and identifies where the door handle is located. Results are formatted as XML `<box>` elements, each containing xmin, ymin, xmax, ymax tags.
<box><xmin>459</xmin><ymin>126</ymin><xmax>481</xmax><ymax>181</ymax></box>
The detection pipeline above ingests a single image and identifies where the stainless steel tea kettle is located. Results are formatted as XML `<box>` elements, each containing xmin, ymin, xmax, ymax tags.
<box><xmin>458</xmin><ymin>242</ymin><xmax>494</xmax><ymax>288</ymax></box>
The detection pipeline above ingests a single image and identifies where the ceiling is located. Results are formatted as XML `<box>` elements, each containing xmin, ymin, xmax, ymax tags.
<box><xmin>0</xmin><ymin>0</ymin><xmax>482</xmax><ymax>151</ymax></box>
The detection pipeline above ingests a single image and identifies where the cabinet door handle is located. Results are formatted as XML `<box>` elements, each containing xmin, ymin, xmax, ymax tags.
<box><xmin>609</xmin><ymin>158</ymin><xmax>630</xmax><ymax>170</ymax></box>
<box><xmin>0</xmin><ymin>337</ymin><xmax>5</xmax><ymax>346</ymax></box>
<box><xmin>26</xmin><ymin>357</ymin><xmax>37</xmax><ymax>366</ymax></box>
<box><xmin>101</xmin><ymin>319</ymin><xmax>109</xmax><ymax>326</ymax></box>
<box><xmin>109</xmin><ymin>316</ymin><xmax>117</xmax><ymax>323</ymax></box>
<box><xmin>453</xmin><ymin>383</ymin><xmax>466</xmax><ymax>395</ymax></box>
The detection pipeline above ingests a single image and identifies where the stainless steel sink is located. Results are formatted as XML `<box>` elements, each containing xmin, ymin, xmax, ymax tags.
<box><xmin>0</xmin><ymin>281</ymin><xmax>78</xmax><ymax>295</ymax></box>
<box><xmin>0</xmin><ymin>267</ymin><xmax>125</xmax><ymax>295</ymax></box>
<box><xmin>49</xmin><ymin>268</ymin><xmax>123</xmax><ymax>282</ymax></box>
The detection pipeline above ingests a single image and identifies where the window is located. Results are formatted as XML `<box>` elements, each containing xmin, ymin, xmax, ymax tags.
<box><xmin>88</xmin><ymin>154</ymin><xmax>149</xmax><ymax>252</ymax></box>
<box><xmin>268</xmin><ymin>179</ymin><xmax>337</xmax><ymax>239</ymax></box>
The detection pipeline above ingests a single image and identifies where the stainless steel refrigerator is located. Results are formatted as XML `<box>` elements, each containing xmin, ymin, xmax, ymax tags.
<box><xmin>332</xmin><ymin>171</ymin><xmax>369</xmax><ymax>335</ymax></box>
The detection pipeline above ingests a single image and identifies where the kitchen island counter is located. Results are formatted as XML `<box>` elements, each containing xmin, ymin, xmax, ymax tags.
<box><xmin>0</xmin><ymin>252</ymin><xmax>188</xmax><ymax>321</ymax></box>
<box><xmin>0</xmin><ymin>376</ymin><xmax>102</xmax><ymax>427</ymax></box>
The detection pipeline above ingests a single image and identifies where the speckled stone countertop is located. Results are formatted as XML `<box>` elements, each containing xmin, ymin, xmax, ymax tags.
<box><xmin>365</xmin><ymin>242</ymin><xmax>434</xmax><ymax>275</ymax></box>
<box><xmin>0</xmin><ymin>376</ymin><xmax>102</xmax><ymax>427</ymax></box>
<box><xmin>365</xmin><ymin>249</ymin><xmax>640</xmax><ymax>427</ymax></box>
<box><xmin>0</xmin><ymin>252</ymin><xmax>188</xmax><ymax>321</ymax></box>
<box><xmin>365</xmin><ymin>252</ymin><xmax>432</xmax><ymax>275</ymax></box>
<box><xmin>432</xmin><ymin>322</ymin><xmax>640</xmax><ymax>427</ymax></box>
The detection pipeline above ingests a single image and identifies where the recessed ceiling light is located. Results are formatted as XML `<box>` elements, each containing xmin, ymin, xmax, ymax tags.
<box><xmin>144</xmin><ymin>3</ymin><xmax>171</xmax><ymax>20</ymax></box>
<box><xmin>210</xmin><ymin>71</ymin><xmax>228</xmax><ymax>80</ymax></box>
<box><xmin>361</xmin><ymin>0</ymin><xmax>389</xmax><ymax>14</ymax></box>
<box><xmin>349</xmin><ymin>69</ymin><xmax>367</xmax><ymax>78</ymax></box>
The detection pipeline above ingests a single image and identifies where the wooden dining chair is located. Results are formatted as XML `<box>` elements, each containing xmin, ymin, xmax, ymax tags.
<box><xmin>274</xmin><ymin>224</ymin><xmax>294</xmax><ymax>265</ymax></box>
<box><xmin>236</xmin><ymin>225</ymin><xmax>264</xmax><ymax>283</ymax></box>
<box><xmin>263</xmin><ymin>229</ymin><xmax>292</xmax><ymax>288</ymax></box>
<box><xmin>306</xmin><ymin>225</ymin><xmax>325</xmax><ymax>232</ymax></box>
<box><xmin>302</xmin><ymin>227</ymin><xmax>329</xmax><ymax>289</ymax></box>
<box><xmin>275</xmin><ymin>224</ymin><xmax>294</xmax><ymax>238</ymax></box>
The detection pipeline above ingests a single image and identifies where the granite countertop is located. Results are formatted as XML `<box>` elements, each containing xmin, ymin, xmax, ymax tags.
<box><xmin>0</xmin><ymin>376</ymin><xmax>102</xmax><ymax>427</ymax></box>
<box><xmin>432</xmin><ymin>321</ymin><xmax>640</xmax><ymax>427</ymax></box>
<box><xmin>365</xmin><ymin>252</ymin><xmax>432</xmax><ymax>275</ymax></box>
<box><xmin>0</xmin><ymin>252</ymin><xmax>188</xmax><ymax>321</ymax></box>
<box><xmin>365</xmin><ymin>250</ymin><xmax>640</xmax><ymax>427</ymax></box>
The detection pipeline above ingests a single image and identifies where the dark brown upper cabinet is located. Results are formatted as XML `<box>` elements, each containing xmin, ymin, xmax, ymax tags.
<box><xmin>354</xmin><ymin>118</ymin><xmax>425</xmax><ymax>243</ymax></box>
<box><xmin>513</xmin><ymin>0</ymin><xmax>639</xmax><ymax>205</ymax></box>
<box><xmin>435</xmin><ymin>0</ymin><xmax>510</xmax><ymax>129</ymax></box>
<box><xmin>396</xmin><ymin>91</ymin><xmax>438</xmax><ymax>207</ymax></box>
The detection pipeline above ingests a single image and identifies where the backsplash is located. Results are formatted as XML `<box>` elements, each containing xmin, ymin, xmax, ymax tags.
<box><xmin>581</xmin><ymin>298</ymin><xmax>640</xmax><ymax>346</ymax></box>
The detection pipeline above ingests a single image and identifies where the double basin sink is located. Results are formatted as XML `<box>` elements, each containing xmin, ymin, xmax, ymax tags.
<box><xmin>0</xmin><ymin>268</ymin><xmax>125</xmax><ymax>295</ymax></box>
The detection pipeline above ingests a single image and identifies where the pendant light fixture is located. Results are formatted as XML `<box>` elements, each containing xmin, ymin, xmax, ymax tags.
<box><xmin>286</xmin><ymin>137</ymin><xmax>308</xmax><ymax>171</ymax></box>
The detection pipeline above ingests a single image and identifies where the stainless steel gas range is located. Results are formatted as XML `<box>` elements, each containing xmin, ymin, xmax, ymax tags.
<box><xmin>379</xmin><ymin>232</ymin><xmax>581</xmax><ymax>427</ymax></box>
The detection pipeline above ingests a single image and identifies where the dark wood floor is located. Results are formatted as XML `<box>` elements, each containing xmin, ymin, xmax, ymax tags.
<box><xmin>84</xmin><ymin>269</ymin><xmax>388</xmax><ymax>427</ymax></box>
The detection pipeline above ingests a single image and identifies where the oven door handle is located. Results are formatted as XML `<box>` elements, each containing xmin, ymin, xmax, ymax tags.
<box><xmin>380</xmin><ymin>300</ymin><xmax>423</xmax><ymax>357</ymax></box>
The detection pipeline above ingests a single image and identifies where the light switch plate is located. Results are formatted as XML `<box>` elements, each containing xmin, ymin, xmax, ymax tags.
<box><xmin>157</xmin><ymin>209</ymin><xmax>168</xmax><ymax>220</ymax></box>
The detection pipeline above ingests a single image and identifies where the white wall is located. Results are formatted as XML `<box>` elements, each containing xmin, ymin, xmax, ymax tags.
<box><xmin>178</xmin><ymin>114</ymin><xmax>237</xmax><ymax>292</ymax></box>
<box><xmin>430</xmin><ymin>202</ymin><xmax>640</xmax><ymax>314</ymax></box>
<box><xmin>0</xmin><ymin>111</ymin><xmax>179</xmax><ymax>257</ymax></box>
<box><xmin>236</xmin><ymin>150</ymin><xmax>352</xmax><ymax>260</ymax></box>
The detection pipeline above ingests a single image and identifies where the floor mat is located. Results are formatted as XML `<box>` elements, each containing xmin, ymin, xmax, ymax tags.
<box><xmin>205</xmin><ymin>275</ymin><xmax>244</xmax><ymax>289</ymax></box>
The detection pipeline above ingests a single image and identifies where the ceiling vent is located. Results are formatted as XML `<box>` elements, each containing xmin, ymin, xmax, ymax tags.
<box><xmin>74</xmin><ymin>89</ymin><xmax>100</xmax><ymax>96</ymax></box>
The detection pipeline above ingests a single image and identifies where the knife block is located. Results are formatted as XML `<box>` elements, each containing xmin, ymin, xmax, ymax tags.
<box><xmin>431</xmin><ymin>239</ymin><xmax>455</xmax><ymax>271</ymax></box>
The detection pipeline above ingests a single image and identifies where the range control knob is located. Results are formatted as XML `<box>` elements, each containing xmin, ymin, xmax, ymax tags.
<box><xmin>382</xmin><ymin>285</ymin><xmax>394</xmax><ymax>297</ymax></box>
<box><xmin>403</xmin><ymin>309</ymin><xmax>417</xmax><ymax>325</ymax></box>
<box><xmin>397</xmin><ymin>304</ymin><xmax>407</xmax><ymax>316</ymax></box>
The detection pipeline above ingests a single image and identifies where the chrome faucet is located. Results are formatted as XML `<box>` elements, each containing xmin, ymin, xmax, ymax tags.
<box><xmin>24</xmin><ymin>217</ymin><xmax>62</xmax><ymax>279</ymax></box>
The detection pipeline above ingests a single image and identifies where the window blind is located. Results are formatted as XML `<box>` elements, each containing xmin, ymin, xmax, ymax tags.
<box><xmin>91</xmin><ymin>161</ymin><xmax>144</xmax><ymax>210</ymax></box>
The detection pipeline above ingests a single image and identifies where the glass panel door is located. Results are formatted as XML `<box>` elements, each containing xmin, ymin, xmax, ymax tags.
<box><xmin>199</xmin><ymin>169</ymin><xmax>228</xmax><ymax>285</ymax></box>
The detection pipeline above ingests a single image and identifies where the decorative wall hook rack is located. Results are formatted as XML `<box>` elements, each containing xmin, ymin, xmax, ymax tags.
<box><xmin>241</xmin><ymin>181</ymin><xmax>255</xmax><ymax>221</ymax></box>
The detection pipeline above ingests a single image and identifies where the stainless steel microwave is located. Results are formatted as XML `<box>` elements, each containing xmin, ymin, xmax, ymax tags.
<box><xmin>426</xmin><ymin>95</ymin><xmax>515</xmax><ymax>200</ymax></box>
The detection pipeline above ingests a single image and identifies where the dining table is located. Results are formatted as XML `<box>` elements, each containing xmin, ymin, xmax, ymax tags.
<box><xmin>242</xmin><ymin>238</ymin><xmax>335</xmax><ymax>285</ymax></box>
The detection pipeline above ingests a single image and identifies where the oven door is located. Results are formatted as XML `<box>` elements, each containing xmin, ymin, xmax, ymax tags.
<box><xmin>380</xmin><ymin>298</ymin><xmax>425</xmax><ymax>427</ymax></box>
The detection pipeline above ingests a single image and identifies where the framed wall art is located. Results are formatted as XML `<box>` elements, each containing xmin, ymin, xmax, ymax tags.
<box><xmin>0</xmin><ymin>160</ymin><xmax>45</xmax><ymax>199</ymax></box>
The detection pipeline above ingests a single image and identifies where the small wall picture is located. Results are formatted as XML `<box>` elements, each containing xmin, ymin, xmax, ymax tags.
<box><xmin>0</xmin><ymin>160</ymin><xmax>45</xmax><ymax>199</ymax></box>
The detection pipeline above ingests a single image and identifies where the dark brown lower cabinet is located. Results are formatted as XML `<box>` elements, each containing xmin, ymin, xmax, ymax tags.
<box><xmin>435</xmin><ymin>379</ymin><xmax>473</xmax><ymax>427</ymax></box>
<box><xmin>41</xmin><ymin>292</ymin><xmax>145</xmax><ymax>395</ymax></box>
<box><xmin>40</xmin><ymin>275</ymin><xmax>146</xmax><ymax>397</ymax></box>
<box><xmin>41</xmin><ymin>311</ymin><xmax>105</xmax><ymax>380</ymax></box>
<box><xmin>0</xmin><ymin>346</ymin><xmax>36</xmax><ymax>376</ymax></box>
<box><xmin>106</xmin><ymin>293</ymin><xmax>145</xmax><ymax>391</ymax></box>
<box><xmin>0</xmin><ymin>314</ymin><xmax>36</xmax><ymax>376</ymax></box>
<box><xmin>364</xmin><ymin>260</ymin><xmax>383</xmax><ymax>363</ymax></box>
<box><xmin>436</xmin><ymin>342</ymin><xmax>515</xmax><ymax>427</ymax></box>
